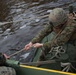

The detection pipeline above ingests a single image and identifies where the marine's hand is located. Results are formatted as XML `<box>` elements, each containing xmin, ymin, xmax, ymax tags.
<box><xmin>33</xmin><ymin>43</ymin><xmax>43</xmax><ymax>48</ymax></box>
<box><xmin>24</xmin><ymin>42</ymin><xmax>33</xmax><ymax>50</ymax></box>
<box><xmin>3</xmin><ymin>53</ymin><xmax>10</xmax><ymax>59</ymax></box>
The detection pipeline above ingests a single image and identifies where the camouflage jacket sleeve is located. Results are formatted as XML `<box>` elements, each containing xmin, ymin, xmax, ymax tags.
<box><xmin>31</xmin><ymin>24</ymin><xmax>53</xmax><ymax>44</ymax></box>
<box><xmin>43</xmin><ymin>19</ymin><xmax>76</xmax><ymax>49</ymax></box>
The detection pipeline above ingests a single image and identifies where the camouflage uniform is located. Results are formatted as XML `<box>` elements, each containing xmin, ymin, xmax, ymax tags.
<box><xmin>31</xmin><ymin>18</ymin><xmax>76</xmax><ymax>50</ymax></box>
<box><xmin>31</xmin><ymin>8</ymin><xmax>76</xmax><ymax>71</ymax></box>
<box><xmin>0</xmin><ymin>66</ymin><xmax>16</xmax><ymax>75</ymax></box>
<box><xmin>0</xmin><ymin>53</ymin><xmax>16</xmax><ymax>75</ymax></box>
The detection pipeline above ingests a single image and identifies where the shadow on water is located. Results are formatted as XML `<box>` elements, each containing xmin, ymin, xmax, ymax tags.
<box><xmin>0</xmin><ymin>0</ymin><xmax>76</xmax><ymax>62</ymax></box>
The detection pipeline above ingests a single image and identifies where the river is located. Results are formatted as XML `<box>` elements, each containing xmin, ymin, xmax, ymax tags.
<box><xmin>0</xmin><ymin>0</ymin><xmax>76</xmax><ymax>62</ymax></box>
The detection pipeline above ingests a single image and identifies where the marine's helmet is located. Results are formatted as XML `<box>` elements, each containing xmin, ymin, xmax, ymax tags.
<box><xmin>49</xmin><ymin>8</ymin><xmax>68</xmax><ymax>27</ymax></box>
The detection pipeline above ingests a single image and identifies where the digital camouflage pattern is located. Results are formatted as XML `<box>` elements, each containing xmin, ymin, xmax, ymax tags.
<box><xmin>49</xmin><ymin>8</ymin><xmax>68</xmax><ymax>27</ymax></box>
<box><xmin>0</xmin><ymin>66</ymin><xmax>16</xmax><ymax>75</ymax></box>
<box><xmin>31</xmin><ymin>18</ymin><xmax>76</xmax><ymax>50</ymax></box>
<box><xmin>31</xmin><ymin>8</ymin><xmax>76</xmax><ymax>72</ymax></box>
<box><xmin>31</xmin><ymin>23</ymin><xmax>53</xmax><ymax>44</ymax></box>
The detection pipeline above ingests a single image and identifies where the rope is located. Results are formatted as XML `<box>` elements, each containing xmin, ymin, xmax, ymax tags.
<box><xmin>8</xmin><ymin>47</ymin><xmax>34</xmax><ymax>58</ymax></box>
<box><xmin>70</xmin><ymin>64</ymin><xmax>76</xmax><ymax>71</ymax></box>
<box><xmin>61</xmin><ymin>62</ymin><xmax>76</xmax><ymax>72</ymax></box>
<box><xmin>49</xmin><ymin>46</ymin><xmax>65</xmax><ymax>59</ymax></box>
<box><xmin>9</xmin><ymin>48</ymin><xmax>24</xmax><ymax>58</ymax></box>
<box><xmin>61</xmin><ymin>62</ymin><xmax>71</xmax><ymax>72</ymax></box>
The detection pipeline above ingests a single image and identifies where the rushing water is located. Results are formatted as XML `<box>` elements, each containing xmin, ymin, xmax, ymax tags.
<box><xmin>0</xmin><ymin>0</ymin><xmax>76</xmax><ymax>62</ymax></box>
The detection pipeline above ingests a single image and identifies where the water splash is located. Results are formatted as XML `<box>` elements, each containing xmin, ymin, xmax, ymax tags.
<box><xmin>20</xmin><ymin>52</ymin><xmax>30</xmax><ymax>59</ymax></box>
